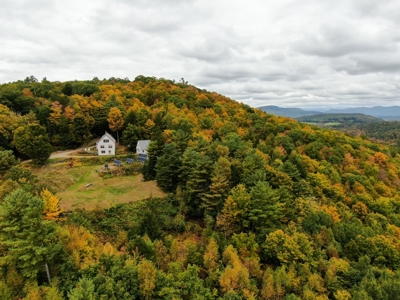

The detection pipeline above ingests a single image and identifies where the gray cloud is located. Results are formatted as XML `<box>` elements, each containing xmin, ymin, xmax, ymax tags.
<box><xmin>0</xmin><ymin>0</ymin><xmax>399</xmax><ymax>108</ymax></box>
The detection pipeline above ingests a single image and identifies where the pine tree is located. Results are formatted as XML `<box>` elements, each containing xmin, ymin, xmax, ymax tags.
<box><xmin>241</xmin><ymin>151</ymin><xmax>266</xmax><ymax>188</ymax></box>
<box><xmin>249</xmin><ymin>182</ymin><xmax>283</xmax><ymax>231</ymax></box>
<box><xmin>185</xmin><ymin>153</ymin><xmax>213</xmax><ymax>216</ymax></box>
<box><xmin>0</xmin><ymin>189</ymin><xmax>59</xmax><ymax>279</ymax></box>
<box><xmin>155</xmin><ymin>143</ymin><xmax>181</xmax><ymax>192</ymax></box>
<box><xmin>68</xmin><ymin>278</ymin><xmax>95</xmax><ymax>300</ymax></box>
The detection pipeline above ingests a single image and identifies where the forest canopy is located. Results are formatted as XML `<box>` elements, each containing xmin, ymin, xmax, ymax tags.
<box><xmin>1</xmin><ymin>76</ymin><xmax>400</xmax><ymax>299</ymax></box>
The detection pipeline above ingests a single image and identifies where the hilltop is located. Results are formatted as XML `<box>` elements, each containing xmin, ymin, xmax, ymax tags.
<box><xmin>1</xmin><ymin>76</ymin><xmax>400</xmax><ymax>299</ymax></box>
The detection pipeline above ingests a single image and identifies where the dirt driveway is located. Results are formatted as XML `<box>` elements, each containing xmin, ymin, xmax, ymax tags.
<box><xmin>49</xmin><ymin>148</ymin><xmax>97</xmax><ymax>159</ymax></box>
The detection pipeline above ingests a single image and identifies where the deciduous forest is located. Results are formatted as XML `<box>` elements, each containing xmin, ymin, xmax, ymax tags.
<box><xmin>1</xmin><ymin>76</ymin><xmax>400</xmax><ymax>299</ymax></box>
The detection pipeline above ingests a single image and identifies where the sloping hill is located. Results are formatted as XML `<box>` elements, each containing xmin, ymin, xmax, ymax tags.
<box><xmin>2</xmin><ymin>76</ymin><xmax>400</xmax><ymax>299</ymax></box>
<box><xmin>258</xmin><ymin>105</ymin><xmax>321</xmax><ymax>118</ymax></box>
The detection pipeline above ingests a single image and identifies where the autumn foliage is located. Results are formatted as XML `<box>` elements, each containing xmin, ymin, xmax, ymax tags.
<box><xmin>1</xmin><ymin>76</ymin><xmax>400</xmax><ymax>298</ymax></box>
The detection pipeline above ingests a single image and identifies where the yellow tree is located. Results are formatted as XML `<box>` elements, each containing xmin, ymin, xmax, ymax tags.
<box><xmin>49</xmin><ymin>101</ymin><xmax>63</xmax><ymax>125</ymax></box>
<box><xmin>203</xmin><ymin>238</ymin><xmax>220</xmax><ymax>275</ymax></box>
<box><xmin>107</xmin><ymin>107</ymin><xmax>124</xmax><ymax>143</ymax></box>
<box><xmin>138</xmin><ymin>259</ymin><xmax>157</xmax><ymax>300</ymax></box>
<box><xmin>40</xmin><ymin>188</ymin><xmax>63</xmax><ymax>220</ymax></box>
<box><xmin>219</xmin><ymin>245</ymin><xmax>255</xmax><ymax>298</ymax></box>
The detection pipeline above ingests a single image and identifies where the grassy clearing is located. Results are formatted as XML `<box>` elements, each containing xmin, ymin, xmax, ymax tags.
<box><xmin>33</xmin><ymin>162</ymin><xmax>165</xmax><ymax>211</ymax></box>
<box><xmin>324</xmin><ymin>122</ymin><xmax>342</xmax><ymax>127</ymax></box>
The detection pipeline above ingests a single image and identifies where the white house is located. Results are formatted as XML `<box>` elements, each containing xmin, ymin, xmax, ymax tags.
<box><xmin>96</xmin><ymin>132</ymin><xmax>116</xmax><ymax>156</ymax></box>
<box><xmin>136</xmin><ymin>140</ymin><xmax>150</xmax><ymax>155</ymax></box>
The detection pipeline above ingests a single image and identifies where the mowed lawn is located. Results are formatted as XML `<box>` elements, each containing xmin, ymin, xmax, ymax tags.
<box><xmin>33</xmin><ymin>163</ymin><xmax>165</xmax><ymax>211</ymax></box>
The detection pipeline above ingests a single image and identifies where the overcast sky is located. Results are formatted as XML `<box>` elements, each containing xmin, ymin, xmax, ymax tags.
<box><xmin>1</xmin><ymin>0</ymin><xmax>399</xmax><ymax>109</ymax></box>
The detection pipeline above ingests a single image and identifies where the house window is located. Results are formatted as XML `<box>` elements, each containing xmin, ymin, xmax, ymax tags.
<box><xmin>100</xmin><ymin>145</ymin><xmax>105</xmax><ymax>148</ymax></box>
<box><xmin>109</xmin><ymin>150</ymin><xmax>111</xmax><ymax>154</ymax></box>
<box><xmin>101</xmin><ymin>150</ymin><xmax>105</xmax><ymax>154</ymax></box>
<box><xmin>104</xmin><ymin>139</ymin><xmax>109</xmax><ymax>143</ymax></box>
<box><xmin>108</xmin><ymin>145</ymin><xmax>113</xmax><ymax>148</ymax></box>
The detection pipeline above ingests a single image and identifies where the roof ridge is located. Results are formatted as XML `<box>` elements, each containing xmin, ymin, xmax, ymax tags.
<box><xmin>100</xmin><ymin>131</ymin><xmax>116</xmax><ymax>142</ymax></box>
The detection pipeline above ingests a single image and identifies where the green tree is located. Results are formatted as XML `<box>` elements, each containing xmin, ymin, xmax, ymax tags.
<box><xmin>0</xmin><ymin>150</ymin><xmax>19</xmax><ymax>172</ymax></box>
<box><xmin>68</xmin><ymin>277</ymin><xmax>95</xmax><ymax>300</ymax></box>
<box><xmin>184</xmin><ymin>152</ymin><xmax>213</xmax><ymax>217</ymax></box>
<box><xmin>176</xmin><ymin>265</ymin><xmax>215</xmax><ymax>300</ymax></box>
<box><xmin>156</xmin><ymin>143</ymin><xmax>182</xmax><ymax>193</ymax></box>
<box><xmin>3</xmin><ymin>165</ymin><xmax>38</xmax><ymax>188</ymax></box>
<box><xmin>121</xmin><ymin>123</ymin><xmax>140</xmax><ymax>151</ymax></box>
<box><xmin>0</xmin><ymin>189</ymin><xmax>59</xmax><ymax>279</ymax></box>
<box><xmin>249</xmin><ymin>182</ymin><xmax>283</xmax><ymax>231</ymax></box>
<box><xmin>13</xmin><ymin>123</ymin><xmax>52</xmax><ymax>164</ymax></box>
<box><xmin>142</xmin><ymin>137</ymin><xmax>164</xmax><ymax>181</ymax></box>
<box><xmin>241</xmin><ymin>151</ymin><xmax>266</xmax><ymax>188</ymax></box>
<box><xmin>72</xmin><ymin>115</ymin><xmax>93</xmax><ymax>146</ymax></box>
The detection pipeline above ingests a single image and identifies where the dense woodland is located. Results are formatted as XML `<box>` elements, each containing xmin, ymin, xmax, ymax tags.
<box><xmin>349</xmin><ymin>122</ymin><xmax>400</xmax><ymax>147</ymax></box>
<box><xmin>1</xmin><ymin>76</ymin><xmax>400</xmax><ymax>299</ymax></box>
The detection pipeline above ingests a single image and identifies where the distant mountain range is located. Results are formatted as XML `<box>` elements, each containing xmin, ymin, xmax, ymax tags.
<box><xmin>257</xmin><ymin>106</ymin><xmax>321</xmax><ymax>118</ymax></box>
<box><xmin>258</xmin><ymin>105</ymin><xmax>400</xmax><ymax>120</ymax></box>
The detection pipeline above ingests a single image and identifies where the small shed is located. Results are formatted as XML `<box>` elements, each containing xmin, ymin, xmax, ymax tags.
<box><xmin>96</xmin><ymin>132</ymin><xmax>116</xmax><ymax>156</ymax></box>
<box><xmin>136</xmin><ymin>140</ymin><xmax>151</xmax><ymax>155</ymax></box>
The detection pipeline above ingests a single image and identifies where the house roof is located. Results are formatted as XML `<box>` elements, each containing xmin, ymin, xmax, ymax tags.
<box><xmin>98</xmin><ymin>131</ymin><xmax>116</xmax><ymax>143</ymax></box>
<box><xmin>137</xmin><ymin>140</ymin><xmax>151</xmax><ymax>150</ymax></box>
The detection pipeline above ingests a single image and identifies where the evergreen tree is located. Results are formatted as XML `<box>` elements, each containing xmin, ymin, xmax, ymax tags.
<box><xmin>185</xmin><ymin>153</ymin><xmax>213</xmax><ymax>217</ymax></box>
<box><xmin>68</xmin><ymin>277</ymin><xmax>95</xmax><ymax>300</ymax></box>
<box><xmin>121</xmin><ymin>123</ymin><xmax>140</xmax><ymax>151</ymax></box>
<box><xmin>142</xmin><ymin>133</ymin><xmax>164</xmax><ymax>181</ymax></box>
<box><xmin>155</xmin><ymin>143</ymin><xmax>181</xmax><ymax>193</ymax></box>
<box><xmin>72</xmin><ymin>115</ymin><xmax>93</xmax><ymax>146</ymax></box>
<box><xmin>0</xmin><ymin>189</ymin><xmax>60</xmax><ymax>280</ymax></box>
<box><xmin>241</xmin><ymin>151</ymin><xmax>266</xmax><ymax>188</ymax></box>
<box><xmin>249</xmin><ymin>182</ymin><xmax>283</xmax><ymax>231</ymax></box>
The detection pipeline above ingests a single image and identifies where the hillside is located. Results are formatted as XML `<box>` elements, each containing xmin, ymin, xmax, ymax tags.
<box><xmin>258</xmin><ymin>105</ymin><xmax>321</xmax><ymax>118</ymax></box>
<box><xmin>1</xmin><ymin>76</ymin><xmax>400</xmax><ymax>299</ymax></box>
<box><xmin>296</xmin><ymin>113</ymin><xmax>383</xmax><ymax>126</ymax></box>
<box><xmin>351</xmin><ymin>121</ymin><xmax>400</xmax><ymax>146</ymax></box>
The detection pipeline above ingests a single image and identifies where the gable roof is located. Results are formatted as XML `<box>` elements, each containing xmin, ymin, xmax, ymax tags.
<box><xmin>98</xmin><ymin>131</ymin><xmax>116</xmax><ymax>143</ymax></box>
<box><xmin>137</xmin><ymin>140</ymin><xmax>151</xmax><ymax>150</ymax></box>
